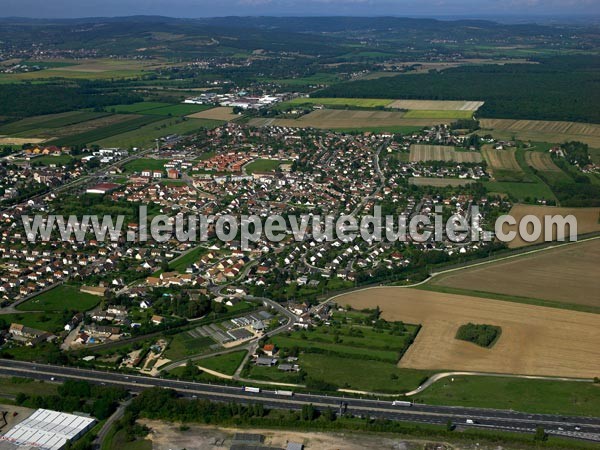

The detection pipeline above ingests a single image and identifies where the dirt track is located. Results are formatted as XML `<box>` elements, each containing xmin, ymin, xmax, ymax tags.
<box><xmin>336</xmin><ymin>287</ymin><xmax>600</xmax><ymax>378</ymax></box>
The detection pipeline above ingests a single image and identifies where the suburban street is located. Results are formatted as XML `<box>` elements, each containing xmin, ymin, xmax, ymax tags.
<box><xmin>0</xmin><ymin>359</ymin><xmax>598</xmax><ymax>443</ymax></box>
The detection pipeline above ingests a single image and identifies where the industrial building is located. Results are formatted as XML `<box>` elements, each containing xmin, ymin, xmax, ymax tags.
<box><xmin>0</xmin><ymin>409</ymin><xmax>96</xmax><ymax>450</ymax></box>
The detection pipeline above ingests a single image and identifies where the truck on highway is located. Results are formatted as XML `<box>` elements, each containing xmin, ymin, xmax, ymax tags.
<box><xmin>275</xmin><ymin>390</ymin><xmax>294</xmax><ymax>396</ymax></box>
<box><xmin>244</xmin><ymin>386</ymin><xmax>261</xmax><ymax>393</ymax></box>
<box><xmin>392</xmin><ymin>400</ymin><xmax>413</xmax><ymax>407</ymax></box>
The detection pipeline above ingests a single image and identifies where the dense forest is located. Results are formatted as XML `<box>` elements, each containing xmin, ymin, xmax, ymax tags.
<box><xmin>0</xmin><ymin>82</ymin><xmax>142</xmax><ymax>118</ymax></box>
<box><xmin>315</xmin><ymin>56</ymin><xmax>600</xmax><ymax>123</ymax></box>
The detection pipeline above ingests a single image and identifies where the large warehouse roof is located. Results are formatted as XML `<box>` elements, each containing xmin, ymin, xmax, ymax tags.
<box><xmin>0</xmin><ymin>409</ymin><xmax>96</xmax><ymax>450</ymax></box>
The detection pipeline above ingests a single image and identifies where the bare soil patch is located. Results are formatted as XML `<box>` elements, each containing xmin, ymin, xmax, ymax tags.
<box><xmin>336</xmin><ymin>287</ymin><xmax>600</xmax><ymax>378</ymax></box>
<box><xmin>432</xmin><ymin>238</ymin><xmax>600</xmax><ymax>306</ymax></box>
<box><xmin>141</xmin><ymin>420</ymin><xmax>428</xmax><ymax>450</ymax></box>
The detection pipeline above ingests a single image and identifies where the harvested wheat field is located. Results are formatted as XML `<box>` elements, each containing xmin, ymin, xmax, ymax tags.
<box><xmin>480</xmin><ymin>118</ymin><xmax>600</xmax><ymax>148</ymax></box>
<box><xmin>482</xmin><ymin>146</ymin><xmax>521</xmax><ymax>171</ymax></box>
<box><xmin>0</xmin><ymin>137</ymin><xmax>46</xmax><ymax>145</ymax></box>
<box><xmin>432</xmin><ymin>238</ymin><xmax>600</xmax><ymax>306</ymax></box>
<box><xmin>187</xmin><ymin>107</ymin><xmax>238</xmax><ymax>121</ymax></box>
<box><xmin>388</xmin><ymin>99</ymin><xmax>484</xmax><ymax>111</ymax></box>
<box><xmin>410</xmin><ymin>144</ymin><xmax>482</xmax><ymax>163</ymax></box>
<box><xmin>336</xmin><ymin>287</ymin><xmax>600</xmax><ymax>378</ymax></box>
<box><xmin>503</xmin><ymin>204</ymin><xmax>600</xmax><ymax>248</ymax></box>
<box><xmin>524</xmin><ymin>151</ymin><xmax>562</xmax><ymax>172</ymax></box>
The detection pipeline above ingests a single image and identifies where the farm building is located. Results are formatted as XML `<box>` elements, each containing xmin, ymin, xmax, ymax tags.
<box><xmin>0</xmin><ymin>408</ymin><xmax>96</xmax><ymax>450</ymax></box>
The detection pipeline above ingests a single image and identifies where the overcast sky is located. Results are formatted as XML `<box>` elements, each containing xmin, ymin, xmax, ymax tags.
<box><xmin>2</xmin><ymin>0</ymin><xmax>599</xmax><ymax>19</ymax></box>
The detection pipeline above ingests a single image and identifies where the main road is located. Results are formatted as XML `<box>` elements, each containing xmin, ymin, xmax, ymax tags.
<box><xmin>0</xmin><ymin>359</ymin><xmax>598</xmax><ymax>443</ymax></box>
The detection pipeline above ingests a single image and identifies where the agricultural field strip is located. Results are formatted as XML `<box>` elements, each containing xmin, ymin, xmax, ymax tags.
<box><xmin>18</xmin><ymin>113</ymin><xmax>143</xmax><ymax>139</ymax></box>
<box><xmin>187</xmin><ymin>107</ymin><xmax>239</xmax><ymax>121</ymax></box>
<box><xmin>286</xmin><ymin>97</ymin><xmax>484</xmax><ymax>111</ymax></box>
<box><xmin>409</xmin><ymin>144</ymin><xmax>482</xmax><ymax>163</ymax></box>
<box><xmin>524</xmin><ymin>151</ymin><xmax>562</xmax><ymax>172</ymax></box>
<box><xmin>430</xmin><ymin>234</ymin><xmax>600</xmax><ymax>306</ymax></box>
<box><xmin>503</xmin><ymin>205</ymin><xmax>600</xmax><ymax>248</ymax></box>
<box><xmin>50</xmin><ymin>114</ymin><xmax>163</xmax><ymax>146</ymax></box>
<box><xmin>481</xmin><ymin>119</ymin><xmax>600</xmax><ymax>137</ymax></box>
<box><xmin>250</xmin><ymin>112</ymin><xmax>456</xmax><ymax>129</ymax></box>
<box><xmin>482</xmin><ymin>147</ymin><xmax>522</xmax><ymax>171</ymax></box>
<box><xmin>0</xmin><ymin>111</ymin><xmax>110</xmax><ymax>135</ymax></box>
<box><xmin>388</xmin><ymin>100</ymin><xmax>484</xmax><ymax>111</ymax></box>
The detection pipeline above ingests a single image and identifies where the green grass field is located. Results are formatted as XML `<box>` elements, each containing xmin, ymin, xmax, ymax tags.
<box><xmin>168</xmin><ymin>246</ymin><xmax>208</xmax><ymax>273</ymax></box>
<box><xmin>301</xmin><ymin>354</ymin><xmax>431</xmax><ymax>393</ymax></box>
<box><xmin>403</xmin><ymin>110</ymin><xmax>473</xmax><ymax>119</ymax></box>
<box><xmin>283</xmin><ymin>97</ymin><xmax>394</xmax><ymax>108</ymax></box>
<box><xmin>94</xmin><ymin>117</ymin><xmax>223</xmax><ymax>148</ymax></box>
<box><xmin>261</xmin><ymin>73</ymin><xmax>342</xmax><ymax>86</ymax></box>
<box><xmin>0</xmin><ymin>68</ymin><xmax>146</xmax><ymax>82</ymax></box>
<box><xmin>245</xmin><ymin>364</ymin><xmax>302</xmax><ymax>384</ymax></box>
<box><xmin>102</xmin><ymin>427</ymin><xmax>151</xmax><ymax>450</ymax></box>
<box><xmin>0</xmin><ymin>312</ymin><xmax>68</xmax><ymax>333</ymax></box>
<box><xmin>17</xmin><ymin>285</ymin><xmax>101</xmax><ymax>312</ymax></box>
<box><xmin>0</xmin><ymin>376</ymin><xmax>58</xmax><ymax>400</ymax></box>
<box><xmin>51</xmin><ymin>115</ymin><xmax>162</xmax><ymax>146</ymax></box>
<box><xmin>484</xmin><ymin>180</ymin><xmax>555</xmax><ymax>201</ymax></box>
<box><xmin>108</xmin><ymin>102</ymin><xmax>172</xmax><ymax>113</ymax></box>
<box><xmin>0</xmin><ymin>111</ymin><xmax>109</xmax><ymax>135</ymax></box>
<box><xmin>142</xmin><ymin>104</ymin><xmax>212</xmax><ymax>116</ymax></box>
<box><xmin>198</xmin><ymin>350</ymin><xmax>246</xmax><ymax>375</ymax></box>
<box><xmin>414</xmin><ymin>376</ymin><xmax>600</xmax><ymax>417</ymax></box>
<box><xmin>163</xmin><ymin>333</ymin><xmax>215</xmax><ymax>361</ymax></box>
<box><xmin>271</xmin><ymin>335</ymin><xmax>400</xmax><ymax>363</ymax></box>
<box><xmin>271</xmin><ymin>319</ymin><xmax>419</xmax><ymax>364</ymax></box>
<box><xmin>108</xmin><ymin>102</ymin><xmax>212</xmax><ymax>116</ymax></box>
<box><xmin>245</xmin><ymin>159</ymin><xmax>291</xmax><ymax>174</ymax></box>
<box><xmin>590</xmin><ymin>147</ymin><xmax>600</xmax><ymax>164</ymax></box>
<box><xmin>122</xmin><ymin>158</ymin><xmax>170</xmax><ymax>173</ymax></box>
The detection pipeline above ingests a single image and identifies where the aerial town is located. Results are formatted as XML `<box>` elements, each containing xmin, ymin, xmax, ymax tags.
<box><xmin>0</xmin><ymin>9</ymin><xmax>598</xmax><ymax>450</ymax></box>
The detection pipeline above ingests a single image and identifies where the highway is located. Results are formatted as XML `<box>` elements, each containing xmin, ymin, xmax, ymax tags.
<box><xmin>0</xmin><ymin>359</ymin><xmax>598</xmax><ymax>443</ymax></box>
